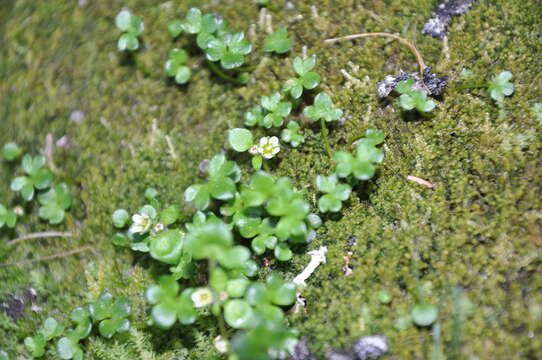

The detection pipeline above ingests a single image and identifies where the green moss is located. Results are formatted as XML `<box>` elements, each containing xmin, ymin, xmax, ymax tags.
<box><xmin>1</xmin><ymin>0</ymin><xmax>541</xmax><ymax>358</ymax></box>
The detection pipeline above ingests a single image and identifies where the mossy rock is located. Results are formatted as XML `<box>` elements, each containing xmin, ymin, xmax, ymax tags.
<box><xmin>1</xmin><ymin>0</ymin><xmax>541</xmax><ymax>359</ymax></box>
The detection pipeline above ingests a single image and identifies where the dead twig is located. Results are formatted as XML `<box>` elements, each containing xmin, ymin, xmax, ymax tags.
<box><xmin>7</xmin><ymin>231</ymin><xmax>73</xmax><ymax>246</ymax></box>
<box><xmin>407</xmin><ymin>175</ymin><xmax>435</xmax><ymax>188</ymax></box>
<box><xmin>0</xmin><ymin>245</ymin><xmax>94</xmax><ymax>267</ymax></box>
<box><xmin>324</xmin><ymin>32</ymin><xmax>426</xmax><ymax>73</ymax></box>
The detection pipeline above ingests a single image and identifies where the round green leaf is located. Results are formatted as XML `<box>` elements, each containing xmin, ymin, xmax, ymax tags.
<box><xmin>219</xmin><ymin>245</ymin><xmax>251</xmax><ymax>269</ymax></box>
<box><xmin>57</xmin><ymin>337</ymin><xmax>78</xmax><ymax>359</ymax></box>
<box><xmin>411</xmin><ymin>303</ymin><xmax>438</xmax><ymax>327</ymax></box>
<box><xmin>227</xmin><ymin>278</ymin><xmax>250</xmax><ymax>298</ymax></box>
<box><xmin>228</xmin><ymin>128</ymin><xmax>254</xmax><ymax>152</ymax></box>
<box><xmin>174</xmin><ymin>66</ymin><xmax>191</xmax><ymax>84</ymax></box>
<box><xmin>2</xmin><ymin>142</ymin><xmax>21</xmax><ymax>161</ymax></box>
<box><xmin>274</xmin><ymin>243</ymin><xmax>293</xmax><ymax>261</ymax></box>
<box><xmin>224</xmin><ymin>299</ymin><xmax>255</xmax><ymax>329</ymax></box>
<box><xmin>151</xmin><ymin>302</ymin><xmax>177</xmax><ymax>329</ymax></box>
<box><xmin>115</xmin><ymin>10</ymin><xmax>132</xmax><ymax>31</ymax></box>
<box><xmin>159</xmin><ymin>205</ymin><xmax>179</xmax><ymax>225</ymax></box>
<box><xmin>112</xmin><ymin>209</ymin><xmax>129</xmax><ymax>228</ymax></box>
<box><xmin>149</xmin><ymin>230</ymin><xmax>184</xmax><ymax>265</ymax></box>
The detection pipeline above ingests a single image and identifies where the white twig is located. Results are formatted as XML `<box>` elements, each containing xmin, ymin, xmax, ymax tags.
<box><xmin>293</xmin><ymin>246</ymin><xmax>327</xmax><ymax>287</ymax></box>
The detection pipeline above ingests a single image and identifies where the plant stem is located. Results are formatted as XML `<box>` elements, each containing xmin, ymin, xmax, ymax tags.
<box><xmin>324</xmin><ymin>32</ymin><xmax>426</xmax><ymax>74</ymax></box>
<box><xmin>232</xmin><ymin>64</ymin><xmax>257</xmax><ymax>72</ymax></box>
<box><xmin>455</xmin><ymin>83</ymin><xmax>490</xmax><ymax>90</ymax></box>
<box><xmin>8</xmin><ymin>231</ymin><xmax>73</xmax><ymax>246</ymax></box>
<box><xmin>206</xmin><ymin>60</ymin><xmax>244</xmax><ymax>85</ymax></box>
<box><xmin>217</xmin><ymin>313</ymin><xmax>227</xmax><ymax>338</ymax></box>
<box><xmin>320</xmin><ymin>118</ymin><xmax>333</xmax><ymax>159</ymax></box>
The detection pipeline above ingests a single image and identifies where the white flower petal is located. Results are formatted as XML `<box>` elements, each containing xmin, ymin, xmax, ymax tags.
<box><xmin>262</xmin><ymin>153</ymin><xmax>274</xmax><ymax>159</ymax></box>
<box><xmin>269</xmin><ymin>136</ymin><xmax>279</xmax><ymax>146</ymax></box>
<box><xmin>132</xmin><ymin>214</ymin><xmax>143</xmax><ymax>223</ymax></box>
<box><xmin>272</xmin><ymin>147</ymin><xmax>280</xmax><ymax>155</ymax></box>
<box><xmin>259</xmin><ymin>137</ymin><xmax>269</xmax><ymax>146</ymax></box>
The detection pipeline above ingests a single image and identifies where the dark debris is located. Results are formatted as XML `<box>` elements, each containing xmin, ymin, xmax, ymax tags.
<box><xmin>423</xmin><ymin>0</ymin><xmax>476</xmax><ymax>40</ymax></box>
<box><xmin>291</xmin><ymin>336</ymin><xmax>388</xmax><ymax>360</ymax></box>
<box><xmin>0</xmin><ymin>287</ymin><xmax>40</xmax><ymax>320</ymax></box>
<box><xmin>377</xmin><ymin>67</ymin><xmax>447</xmax><ymax>98</ymax></box>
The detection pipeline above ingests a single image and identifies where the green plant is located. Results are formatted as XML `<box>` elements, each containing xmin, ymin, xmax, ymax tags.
<box><xmin>303</xmin><ymin>92</ymin><xmax>343</xmax><ymax>123</ymax></box>
<box><xmin>411</xmin><ymin>303</ymin><xmax>438</xmax><ymax>327</ymax></box>
<box><xmin>10</xmin><ymin>155</ymin><xmax>53</xmax><ymax>201</ymax></box>
<box><xmin>0</xmin><ymin>204</ymin><xmax>17</xmax><ymax>229</ymax></box>
<box><xmin>206</xmin><ymin>32</ymin><xmax>252</xmax><ymax>69</ymax></box>
<box><xmin>115</xmin><ymin>9</ymin><xmax>144</xmax><ymax>51</ymax></box>
<box><xmin>2</xmin><ymin>142</ymin><xmax>21</xmax><ymax>161</ymax></box>
<box><xmin>315</xmin><ymin>174</ymin><xmax>351</xmax><ymax>213</ymax></box>
<box><xmin>488</xmin><ymin>71</ymin><xmax>514</xmax><ymax>102</ymax></box>
<box><xmin>37</xmin><ymin>183</ymin><xmax>73</xmax><ymax>224</ymax></box>
<box><xmin>55</xmin><ymin>307</ymin><xmax>92</xmax><ymax>360</ymax></box>
<box><xmin>228</xmin><ymin>129</ymin><xmax>281</xmax><ymax>170</ymax></box>
<box><xmin>24</xmin><ymin>318</ymin><xmax>64</xmax><ymax>358</ymax></box>
<box><xmin>165</xmin><ymin>49</ymin><xmax>191</xmax><ymax>84</ymax></box>
<box><xmin>168</xmin><ymin>8</ymin><xmax>224</xmax><ymax>48</ymax></box>
<box><xmin>0</xmin><ymin>350</ymin><xmax>8</xmax><ymax>360</ymax></box>
<box><xmin>395</xmin><ymin>78</ymin><xmax>436</xmax><ymax>113</ymax></box>
<box><xmin>264</xmin><ymin>29</ymin><xmax>291</xmax><ymax>54</ymax></box>
<box><xmin>334</xmin><ymin>129</ymin><xmax>385</xmax><ymax>181</ymax></box>
<box><xmin>244</xmin><ymin>106</ymin><xmax>265</xmax><ymax>127</ymax></box>
<box><xmin>146</xmin><ymin>275</ymin><xmax>198</xmax><ymax>328</ymax></box>
<box><xmin>283</xmin><ymin>56</ymin><xmax>321</xmax><ymax>99</ymax></box>
<box><xmin>88</xmin><ymin>291</ymin><xmax>131</xmax><ymax>338</ymax></box>
<box><xmin>260</xmin><ymin>93</ymin><xmax>292</xmax><ymax>128</ymax></box>
<box><xmin>184</xmin><ymin>153</ymin><xmax>241</xmax><ymax>210</ymax></box>
<box><xmin>281</xmin><ymin>121</ymin><xmax>304</xmax><ymax>148</ymax></box>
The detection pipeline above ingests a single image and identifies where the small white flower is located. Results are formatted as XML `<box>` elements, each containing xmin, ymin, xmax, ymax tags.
<box><xmin>130</xmin><ymin>213</ymin><xmax>152</xmax><ymax>234</ymax></box>
<box><xmin>257</xmin><ymin>136</ymin><xmax>280</xmax><ymax>159</ymax></box>
<box><xmin>214</xmin><ymin>335</ymin><xmax>230</xmax><ymax>353</ymax></box>
<box><xmin>191</xmin><ymin>287</ymin><xmax>214</xmax><ymax>308</ymax></box>
<box><xmin>249</xmin><ymin>144</ymin><xmax>259</xmax><ymax>155</ymax></box>
<box><xmin>153</xmin><ymin>223</ymin><xmax>165</xmax><ymax>232</ymax></box>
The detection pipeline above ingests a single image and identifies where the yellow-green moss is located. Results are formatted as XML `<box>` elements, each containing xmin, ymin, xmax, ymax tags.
<box><xmin>1</xmin><ymin>0</ymin><xmax>541</xmax><ymax>358</ymax></box>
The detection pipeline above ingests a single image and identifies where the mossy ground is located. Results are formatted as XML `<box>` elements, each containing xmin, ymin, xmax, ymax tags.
<box><xmin>1</xmin><ymin>0</ymin><xmax>541</xmax><ymax>359</ymax></box>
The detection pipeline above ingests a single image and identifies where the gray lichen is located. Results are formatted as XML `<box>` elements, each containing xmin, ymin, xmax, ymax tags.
<box><xmin>423</xmin><ymin>0</ymin><xmax>476</xmax><ymax>39</ymax></box>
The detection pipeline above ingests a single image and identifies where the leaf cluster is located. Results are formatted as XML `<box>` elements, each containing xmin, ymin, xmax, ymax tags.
<box><xmin>315</xmin><ymin>129</ymin><xmax>385</xmax><ymax>213</ymax></box>
<box><xmin>303</xmin><ymin>92</ymin><xmax>343</xmax><ymax>122</ymax></box>
<box><xmin>283</xmin><ymin>56</ymin><xmax>321</xmax><ymax>99</ymax></box>
<box><xmin>24</xmin><ymin>293</ymin><xmax>131</xmax><ymax>359</ymax></box>
<box><xmin>115</xmin><ymin>9</ymin><xmax>144</xmax><ymax>51</ymax></box>
<box><xmin>169</xmin><ymin>8</ymin><xmax>252</xmax><ymax>70</ymax></box>
<box><xmin>488</xmin><ymin>71</ymin><xmax>514</xmax><ymax>102</ymax></box>
<box><xmin>165</xmin><ymin>49</ymin><xmax>191</xmax><ymax>84</ymax></box>
<box><xmin>5</xmin><ymin>150</ymin><xmax>73</xmax><ymax>225</ymax></box>
<box><xmin>395</xmin><ymin>78</ymin><xmax>436</xmax><ymax>113</ymax></box>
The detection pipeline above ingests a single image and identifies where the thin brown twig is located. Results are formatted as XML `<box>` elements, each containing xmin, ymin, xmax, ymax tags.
<box><xmin>0</xmin><ymin>245</ymin><xmax>94</xmax><ymax>267</ymax></box>
<box><xmin>7</xmin><ymin>231</ymin><xmax>73</xmax><ymax>246</ymax></box>
<box><xmin>324</xmin><ymin>32</ymin><xmax>426</xmax><ymax>73</ymax></box>
<box><xmin>407</xmin><ymin>175</ymin><xmax>435</xmax><ymax>189</ymax></box>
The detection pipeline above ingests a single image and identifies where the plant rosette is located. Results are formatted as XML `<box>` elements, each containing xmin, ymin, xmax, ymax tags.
<box><xmin>283</xmin><ymin>56</ymin><xmax>321</xmax><ymax>99</ymax></box>
<box><xmin>115</xmin><ymin>9</ymin><xmax>144</xmax><ymax>51</ymax></box>
<box><xmin>10</xmin><ymin>155</ymin><xmax>53</xmax><ymax>201</ymax></box>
